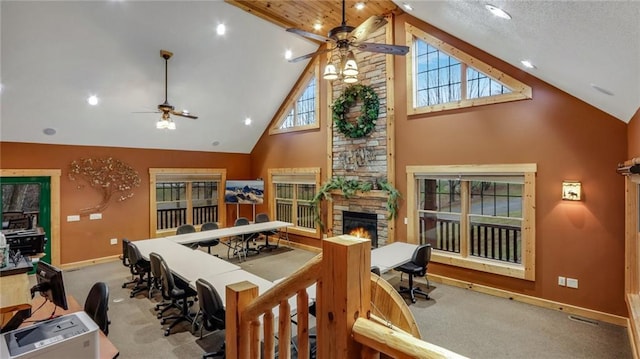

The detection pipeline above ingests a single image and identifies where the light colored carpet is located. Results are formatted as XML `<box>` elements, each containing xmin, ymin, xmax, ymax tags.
<box><xmin>56</xmin><ymin>244</ymin><xmax>630</xmax><ymax>358</ymax></box>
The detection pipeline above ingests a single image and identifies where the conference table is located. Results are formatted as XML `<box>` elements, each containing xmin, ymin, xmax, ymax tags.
<box><xmin>370</xmin><ymin>242</ymin><xmax>418</xmax><ymax>273</ymax></box>
<box><xmin>166</xmin><ymin>221</ymin><xmax>293</xmax><ymax>246</ymax></box>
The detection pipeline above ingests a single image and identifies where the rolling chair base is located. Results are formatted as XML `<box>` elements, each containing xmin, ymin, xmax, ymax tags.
<box><xmin>398</xmin><ymin>275</ymin><xmax>430</xmax><ymax>303</ymax></box>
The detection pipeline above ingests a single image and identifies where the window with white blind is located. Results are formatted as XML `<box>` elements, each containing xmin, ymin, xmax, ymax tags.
<box><xmin>268</xmin><ymin>168</ymin><xmax>321</xmax><ymax>238</ymax></box>
<box><xmin>149</xmin><ymin>169</ymin><xmax>226</xmax><ymax>236</ymax></box>
<box><xmin>407</xmin><ymin>164</ymin><xmax>536</xmax><ymax>280</ymax></box>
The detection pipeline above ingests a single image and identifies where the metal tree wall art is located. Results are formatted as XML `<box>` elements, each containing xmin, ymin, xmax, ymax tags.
<box><xmin>68</xmin><ymin>157</ymin><xmax>141</xmax><ymax>214</ymax></box>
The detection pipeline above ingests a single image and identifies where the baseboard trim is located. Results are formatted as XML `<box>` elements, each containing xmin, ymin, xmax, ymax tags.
<box><xmin>61</xmin><ymin>255</ymin><xmax>120</xmax><ymax>271</ymax></box>
<box><xmin>428</xmin><ymin>274</ymin><xmax>628</xmax><ymax>327</ymax></box>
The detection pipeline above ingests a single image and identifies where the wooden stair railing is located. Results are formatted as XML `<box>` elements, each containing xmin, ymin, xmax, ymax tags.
<box><xmin>226</xmin><ymin>236</ymin><xmax>466</xmax><ymax>359</ymax></box>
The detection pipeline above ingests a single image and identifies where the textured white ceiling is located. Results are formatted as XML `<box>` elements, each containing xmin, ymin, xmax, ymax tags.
<box><xmin>396</xmin><ymin>0</ymin><xmax>640</xmax><ymax>123</ymax></box>
<box><xmin>1</xmin><ymin>1</ymin><xmax>638</xmax><ymax>155</ymax></box>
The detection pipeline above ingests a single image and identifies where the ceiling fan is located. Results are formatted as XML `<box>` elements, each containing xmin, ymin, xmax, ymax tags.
<box><xmin>145</xmin><ymin>50</ymin><xmax>197</xmax><ymax>129</ymax></box>
<box><xmin>286</xmin><ymin>0</ymin><xmax>410</xmax><ymax>64</ymax></box>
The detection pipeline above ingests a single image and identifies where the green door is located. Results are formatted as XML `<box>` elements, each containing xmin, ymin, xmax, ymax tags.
<box><xmin>0</xmin><ymin>177</ymin><xmax>52</xmax><ymax>263</ymax></box>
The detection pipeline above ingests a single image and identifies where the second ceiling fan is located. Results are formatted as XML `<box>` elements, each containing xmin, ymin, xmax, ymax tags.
<box><xmin>286</xmin><ymin>0</ymin><xmax>409</xmax><ymax>64</ymax></box>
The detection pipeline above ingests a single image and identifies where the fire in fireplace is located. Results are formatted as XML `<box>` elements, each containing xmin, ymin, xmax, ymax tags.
<box><xmin>343</xmin><ymin>211</ymin><xmax>378</xmax><ymax>248</ymax></box>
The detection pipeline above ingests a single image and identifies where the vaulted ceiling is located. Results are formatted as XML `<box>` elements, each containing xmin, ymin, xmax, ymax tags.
<box><xmin>1</xmin><ymin>1</ymin><xmax>638</xmax><ymax>154</ymax></box>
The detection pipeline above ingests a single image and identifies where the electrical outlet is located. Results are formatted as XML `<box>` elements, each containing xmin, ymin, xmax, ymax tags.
<box><xmin>558</xmin><ymin>276</ymin><xmax>566</xmax><ymax>286</ymax></box>
<box><xmin>404</xmin><ymin>217</ymin><xmax>408</xmax><ymax>225</ymax></box>
<box><xmin>67</xmin><ymin>215</ymin><xmax>80</xmax><ymax>222</ymax></box>
<box><xmin>567</xmin><ymin>278</ymin><xmax>578</xmax><ymax>289</ymax></box>
<box><xmin>110</xmin><ymin>238</ymin><xmax>118</xmax><ymax>245</ymax></box>
<box><xmin>90</xmin><ymin>213</ymin><xmax>102</xmax><ymax>220</ymax></box>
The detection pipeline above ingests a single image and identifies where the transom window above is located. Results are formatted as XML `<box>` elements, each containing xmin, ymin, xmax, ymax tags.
<box><xmin>406</xmin><ymin>23</ymin><xmax>531</xmax><ymax>115</ymax></box>
<box><xmin>270</xmin><ymin>60</ymin><xmax>320</xmax><ymax>134</ymax></box>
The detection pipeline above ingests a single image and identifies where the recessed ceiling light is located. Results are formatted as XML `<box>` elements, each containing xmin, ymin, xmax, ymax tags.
<box><xmin>87</xmin><ymin>95</ymin><xmax>99</xmax><ymax>106</ymax></box>
<box><xmin>520</xmin><ymin>60</ymin><xmax>536</xmax><ymax>69</ymax></box>
<box><xmin>216</xmin><ymin>24</ymin><xmax>226</xmax><ymax>36</ymax></box>
<box><xmin>43</xmin><ymin>128</ymin><xmax>57</xmax><ymax>136</ymax></box>
<box><xmin>244</xmin><ymin>117</ymin><xmax>252</xmax><ymax>126</ymax></box>
<box><xmin>591</xmin><ymin>83</ymin><xmax>615</xmax><ymax>96</ymax></box>
<box><xmin>212</xmin><ymin>141</ymin><xmax>220</xmax><ymax>146</ymax></box>
<box><xmin>355</xmin><ymin>2</ymin><xmax>365</xmax><ymax>10</ymax></box>
<box><xmin>284</xmin><ymin>50</ymin><xmax>293</xmax><ymax>60</ymax></box>
<box><xmin>313</xmin><ymin>23</ymin><xmax>322</xmax><ymax>31</ymax></box>
<box><xmin>402</xmin><ymin>3</ymin><xmax>413</xmax><ymax>11</ymax></box>
<box><xmin>485</xmin><ymin>4</ymin><xmax>511</xmax><ymax>20</ymax></box>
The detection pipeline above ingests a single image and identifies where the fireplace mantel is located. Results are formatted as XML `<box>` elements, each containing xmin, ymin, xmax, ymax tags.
<box><xmin>329</xmin><ymin>189</ymin><xmax>388</xmax><ymax>199</ymax></box>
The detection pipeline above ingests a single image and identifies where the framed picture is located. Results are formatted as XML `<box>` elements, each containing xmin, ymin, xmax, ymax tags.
<box><xmin>225</xmin><ymin>180</ymin><xmax>264</xmax><ymax>204</ymax></box>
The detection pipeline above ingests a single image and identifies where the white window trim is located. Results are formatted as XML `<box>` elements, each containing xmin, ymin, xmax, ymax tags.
<box><xmin>267</xmin><ymin>167</ymin><xmax>321</xmax><ymax>239</ymax></box>
<box><xmin>405</xmin><ymin>23</ymin><xmax>532</xmax><ymax>116</ymax></box>
<box><xmin>406</xmin><ymin>164</ymin><xmax>536</xmax><ymax>281</ymax></box>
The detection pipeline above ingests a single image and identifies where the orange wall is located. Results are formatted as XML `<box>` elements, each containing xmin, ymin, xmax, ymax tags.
<box><xmin>251</xmin><ymin>14</ymin><xmax>629</xmax><ymax>316</ymax></box>
<box><xmin>629</xmin><ymin>108</ymin><xmax>640</xmax><ymax>158</ymax></box>
<box><xmin>0</xmin><ymin>142</ymin><xmax>251</xmax><ymax>264</ymax></box>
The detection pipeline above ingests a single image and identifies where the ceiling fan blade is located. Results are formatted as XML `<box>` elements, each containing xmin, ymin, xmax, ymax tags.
<box><xmin>355</xmin><ymin>42</ymin><xmax>410</xmax><ymax>56</ymax></box>
<box><xmin>288</xmin><ymin>48</ymin><xmax>333</xmax><ymax>63</ymax></box>
<box><xmin>286</xmin><ymin>28</ymin><xmax>332</xmax><ymax>43</ymax></box>
<box><xmin>350</xmin><ymin>15</ymin><xmax>387</xmax><ymax>42</ymax></box>
<box><xmin>171</xmin><ymin>110</ymin><xmax>198</xmax><ymax>119</ymax></box>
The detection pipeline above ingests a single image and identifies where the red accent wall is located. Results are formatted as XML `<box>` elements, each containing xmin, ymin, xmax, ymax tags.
<box><xmin>629</xmin><ymin>108</ymin><xmax>640</xmax><ymax>158</ymax></box>
<box><xmin>0</xmin><ymin>142</ymin><xmax>250</xmax><ymax>264</ymax></box>
<box><xmin>250</xmin><ymin>14</ymin><xmax>630</xmax><ymax>316</ymax></box>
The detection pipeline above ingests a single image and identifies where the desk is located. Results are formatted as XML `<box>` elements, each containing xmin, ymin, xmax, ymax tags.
<box><xmin>25</xmin><ymin>295</ymin><xmax>119</xmax><ymax>359</ymax></box>
<box><xmin>193</xmin><ymin>270</ymin><xmax>273</xmax><ymax>306</ymax></box>
<box><xmin>371</xmin><ymin>242</ymin><xmax>418</xmax><ymax>273</ymax></box>
<box><xmin>167</xmin><ymin>221</ymin><xmax>293</xmax><ymax>246</ymax></box>
<box><xmin>133</xmin><ymin>238</ymin><xmax>241</xmax><ymax>283</ymax></box>
<box><xmin>0</xmin><ymin>271</ymin><xmax>32</xmax><ymax>329</ymax></box>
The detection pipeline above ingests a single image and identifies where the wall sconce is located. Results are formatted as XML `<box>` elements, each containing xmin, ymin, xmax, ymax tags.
<box><xmin>562</xmin><ymin>181</ymin><xmax>582</xmax><ymax>201</ymax></box>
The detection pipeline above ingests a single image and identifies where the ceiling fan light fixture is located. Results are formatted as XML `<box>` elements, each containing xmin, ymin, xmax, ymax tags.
<box><xmin>167</xmin><ymin>120</ymin><xmax>176</xmax><ymax>130</ymax></box>
<box><xmin>343</xmin><ymin>75</ymin><xmax>358</xmax><ymax>84</ymax></box>
<box><xmin>323</xmin><ymin>63</ymin><xmax>339</xmax><ymax>80</ymax></box>
<box><xmin>342</xmin><ymin>51</ymin><xmax>359</xmax><ymax>76</ymax></box>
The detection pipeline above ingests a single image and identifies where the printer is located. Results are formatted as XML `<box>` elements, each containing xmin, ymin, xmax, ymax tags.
<box><xmin>0</xmin><ymin>312</ymin><xmax>98</xmax><ymax>359</ymax></box>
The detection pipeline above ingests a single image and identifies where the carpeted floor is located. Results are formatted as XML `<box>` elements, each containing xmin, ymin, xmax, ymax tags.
<box><xmin>57</xmin><ymin>243</ymin><xmax>630</xmax><ymax>358</ymax></box>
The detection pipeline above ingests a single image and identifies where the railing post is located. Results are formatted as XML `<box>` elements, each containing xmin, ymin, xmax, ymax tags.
<box><xmin>317</xmin><ymin>236</ymin><xmax>371</xmax><ymax>358</ymax></box>
<box><xmin>226</xmin><ymin>281</ymin><xmax>259</xmax><ymax>359</ymax></box>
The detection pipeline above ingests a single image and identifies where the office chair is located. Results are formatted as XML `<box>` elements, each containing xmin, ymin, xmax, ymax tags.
<box><xmin>149</xmin><ymin>252</ymin><xmax>173</xmax><ymax>316</ymax></box>
<box><xmin>370</xmin><ymin>266</ymin><xmax>381</xmax><ymax>276</ymax></box>
<box><xmin>177</xmin><ymin>224</ymin><xmax>198</xmax><ymax>249</ymax></box>
<box><xmin>394</xmin><ymin>244</ymin><xmax>431</xmax><ymax>303</ymax></box>
<box><xmin>198</xmin><ymin>222</ymin><xmax>220</xmax><ymax>255</ymax></box>
<box><xmin>84</xmin><ymin>282</ymin><xmax>110</xmax><ymax>336</ymax></box>
<box><xmin>255</xmin><ymin>213</ymin><xmax>279</xmax><ymax>252</ymax></box>
<box><xmin>127</xmin><ymin>241</ymin><xmax>151</xmax><ymax>298</ymax></box>
<box><xmin>121</xmin><ymin>238</ymin><xmax>137</xmax><ymax>288</ymax></box>
<box><xmin>194</xmin><ymin>278</ymin><xmax>225</xmax><ymax>358</ymax></box>
<box><xmin>159</xmin><ymin>257</ymin><xmax>197</xmax><ymax>336</ymax></box>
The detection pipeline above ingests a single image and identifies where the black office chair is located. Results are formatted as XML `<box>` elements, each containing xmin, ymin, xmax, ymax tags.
<box><xmin>255</xmin><ymin>213</ymin><xmax>279</xmax><ymax>252</ymax></box>
<box><xmin>177</xmin><ymin>224</ymin><xmax>199</xmax><ymax>249</ymax></box>
<box><xmin>121</xmin><ymin>238</ymin><xmax>137</xmax><ymax>288</ymax></box>
<box><xmin>195</xmin><ymin>278</ymin><xmax>225</xmax><ymax>358</ymax></box>
<box><xmin>127</xmin><ymin>241</ymin><xmax>151</xmax><ymax>298</ymax></box>
<box><xmin>159</xmin><ymin>257</ymin><xmax>197</xmax><ymax>336</ymax></box>
<box><xmin>149</xmin><ymin>252</ymin><xmax>172</xmax><ymax>316</ymax></box>
<box><xmin>394</xmin><ymin>244</ymin><xmax>431</xmax><ymax>303</ymax></box>
<box><xmin>84</xmin><ymin>282</ymin><xmax>110</xmax><ymax>336</ymax></box>
<box><xmin>370</xmin><ymin>266</ymin><xmax>381</xmax><ymax>276</ymax></box>
<box><xmin>198</xmin><ymin>222</ymin><xmax>220</xmax><ymax>255</ymax></box>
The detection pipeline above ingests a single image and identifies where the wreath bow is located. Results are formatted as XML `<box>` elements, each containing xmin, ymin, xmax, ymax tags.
<box><xmin>332</xmin><ymin>84</ymin><xmax>379</xmax><ymax>138</ymax></box>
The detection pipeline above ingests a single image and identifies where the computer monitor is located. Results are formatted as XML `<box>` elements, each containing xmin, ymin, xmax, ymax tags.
<box><xmin>33</xmin><ymin>261</ymin><xmax>68</xmax><ymax>310</ymax></box>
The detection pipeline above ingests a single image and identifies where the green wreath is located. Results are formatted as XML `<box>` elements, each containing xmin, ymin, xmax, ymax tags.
<box><xmin>332</xmin><ymin>84</ymin><xmax>379</xmax><ymax>138</ymax></box>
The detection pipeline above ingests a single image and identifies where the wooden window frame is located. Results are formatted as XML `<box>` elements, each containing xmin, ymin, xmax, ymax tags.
<box><xmin>149</xmin><ymin>168</ymin><xmax>227</xmax><ymax>237</ymax></box>
<box><xmin>407</xmin><ymin>164</ymin><xmax>536</xmax><ymax>281</ymax></box>
<box><xmin>267</xmin><ymin>167</ymin><xmax>321</xmax><ymax>239</ymax></box>
<box><xmin>269</xmin><ymin>60</ymin><xmax>320</xmax><ymax>134</ymax></box>
<box><xmin>405</xmin><ymin>23</ymin><xmax>532</xmax><ymax>116</ymax></box>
